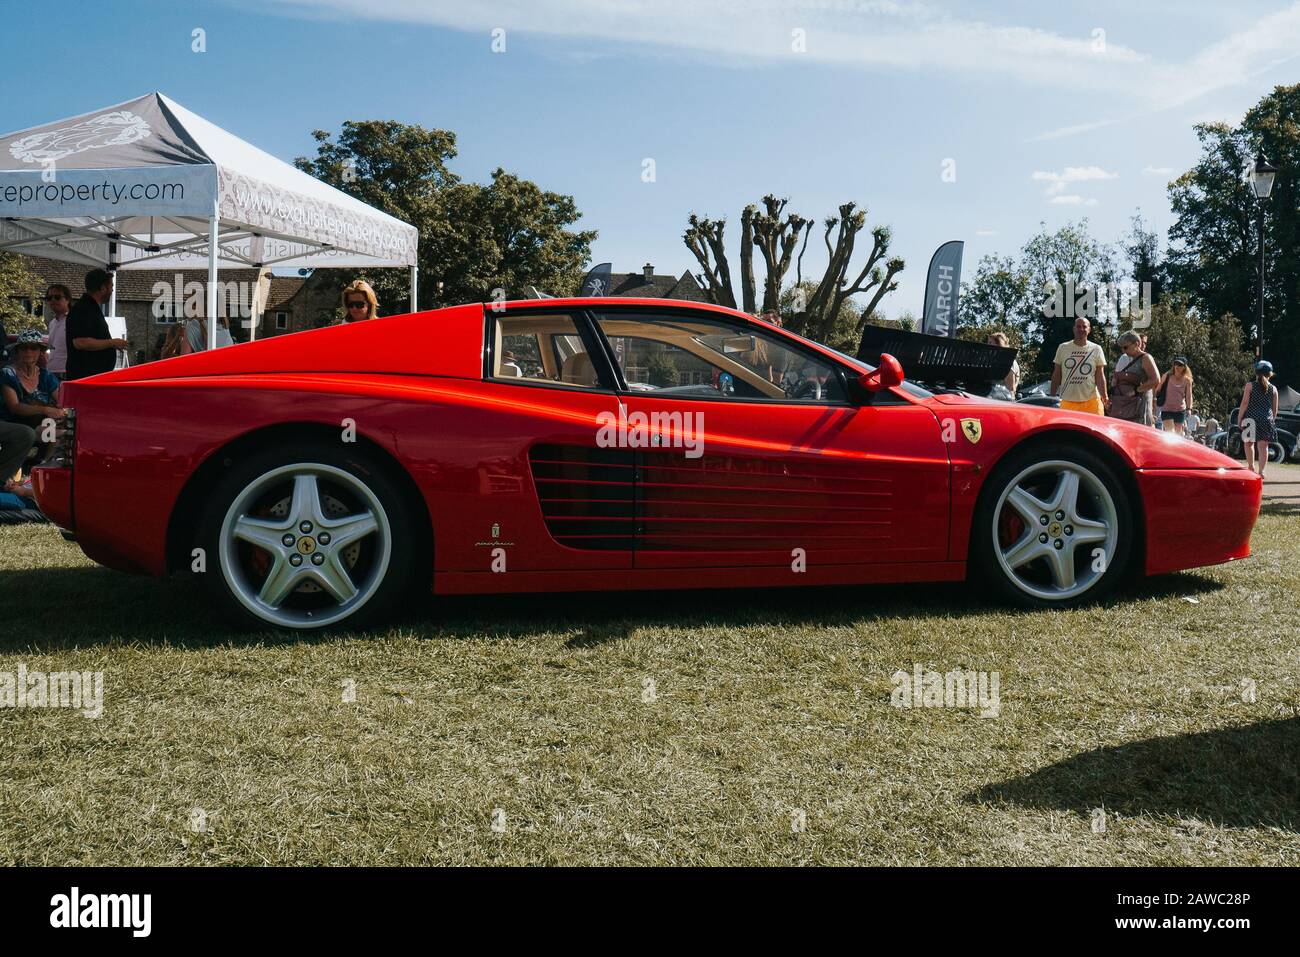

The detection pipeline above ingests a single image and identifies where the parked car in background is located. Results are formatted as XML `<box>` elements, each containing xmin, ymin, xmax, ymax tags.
<box><xmin>1277</xmin><ymin>403</ymin><xmax>1300</xmax><ymax>458</ymax></box>
<box><xmin>1015</xmin><ymin>380</ymin><xmax>1061</xmax><ymax>409</ymax></box>
<box><xmin>1215</xmin><ymin>408</ymin><xmax>1297</xmax><ymax>463</ymax></box>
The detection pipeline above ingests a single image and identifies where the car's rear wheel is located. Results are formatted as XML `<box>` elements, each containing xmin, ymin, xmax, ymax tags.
<box><xmin>198</xmin><ymin>444</ymin><xmax>418</xmax><ymax>630</ymax></box>
<box><xmin>972</xmin><ymin>444</ymin><xmax>1134</xmax><ymax>608</ymax></box>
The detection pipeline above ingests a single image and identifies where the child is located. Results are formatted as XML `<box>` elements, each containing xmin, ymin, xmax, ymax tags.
<box><xmin>1238</xmin><ymin>360</ymin><xmax>1279</xmax><ymax>476</ymax></box>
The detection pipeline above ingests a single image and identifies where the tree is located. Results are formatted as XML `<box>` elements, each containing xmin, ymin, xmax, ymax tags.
<box><xmin>1247</xmin><ymin>86</ymin><xmax>1300</xmax><ymax>385</ymax></box>
<box><xmin>683</xmin><ymin>195</ymin><xmax>903</xmax><ymax>352</ymax></box>
<box><xmin>1123</xmin><ymin>211</ymin><xmax>1165</xmax><ymax>306</ymax></box>
<box><xmin>780</xmin><ymin>280</ymin><xmax>859</xmax><ymax>352</ymax></box>
<box><xmin>439</xmin><ymin>170</ymin><xmax>596</xmax><ymax>303</ymax></box>
<box><xmin>1165</xmin><ymin>123</ymin><xmax>1257</xmax><ymax>356</ymax></box>
<box><xmin>0</xmin><ymin>252</ymin><xmax>39</xmax><ymax>334</ymax></box>
<box><xmin>1137</xmin><ymin>298</ymin><xmax>1254</xmax><ymax>420</ymax></box>
<box><xmin>1021</xmin><ymin>220</ymin><xmax>1114</xmax><ymax>374</ymax></box>
<box><xmin>957</xmin><ymin>253</ymin><xmax>1033</xmax><ymax>333</ymax></box>
<box><xmin>1165</xmin><ymin>84</ymin><xmax>1300</xmax><ymax>384</ymax></box>
<box><xmin>296</xmin><ymin>121</ymin><xmax>595</xmax><ymax>311</ymax></box>
<box><xmin>645</xmin><ymin>350</ymin><xmax>678</xmax><ymax>388</ymax></box>
<box><xmin>957</xmin><ymin>221</ymin><xmax>1114</xmax><ymax>378</ymax></box>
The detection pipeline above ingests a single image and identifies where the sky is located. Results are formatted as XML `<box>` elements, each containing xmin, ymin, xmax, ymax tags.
<box><xmin>3</xmin><ymin>0</ymin><xmax>1298</xmax><ymax>313</ymax></box>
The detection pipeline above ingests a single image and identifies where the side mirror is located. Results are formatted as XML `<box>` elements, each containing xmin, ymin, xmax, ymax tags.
<box><xmin>857</xmin><ymin>354</ymin><xmax>904</xmax><ymax>394</ymax></box>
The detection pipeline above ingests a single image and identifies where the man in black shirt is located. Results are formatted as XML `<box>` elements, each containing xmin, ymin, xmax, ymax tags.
<box><xmin>66</xmin><ymin>268</ymin><xmax>127</xmax><ymax>381</ymax></box>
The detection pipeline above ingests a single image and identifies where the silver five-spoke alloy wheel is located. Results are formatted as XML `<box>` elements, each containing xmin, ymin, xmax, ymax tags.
<box><xmin>991</xmin><ymin>459</ymin><xmax>1118</xmax><ymax>602</ymax></box>
<box><xmin>218</xmin><ymin>463</ymin><xmax>392</xmax><ymax>628</ymax></box>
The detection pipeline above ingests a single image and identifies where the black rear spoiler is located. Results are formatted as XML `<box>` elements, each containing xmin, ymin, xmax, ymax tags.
<box><xmin>857</xmin><ymin>326</ymin><xmax>1015</xmax><ymax>390</ymax></box>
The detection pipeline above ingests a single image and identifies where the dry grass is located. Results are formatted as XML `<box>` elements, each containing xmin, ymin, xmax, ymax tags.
<box><xmin>1</xmin><ymin>488</ymin><xmax>1297</xmax><ymax>865</ymax></box>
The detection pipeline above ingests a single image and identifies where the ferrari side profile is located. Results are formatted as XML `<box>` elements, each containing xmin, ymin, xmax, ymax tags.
<box><xmin>33</xmin><ymin>298</ymin><xmax>1262</xmax><ymax>630</ymax></box>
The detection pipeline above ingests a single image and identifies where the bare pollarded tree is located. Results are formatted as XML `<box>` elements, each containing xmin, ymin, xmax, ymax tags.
<box><xmin>684</xmin><ymin>195</ymin><xmax>904</xmax><ymax>350</ymax></box>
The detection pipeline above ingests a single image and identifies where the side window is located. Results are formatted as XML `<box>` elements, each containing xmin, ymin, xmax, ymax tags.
<box><xmin>491</xmin><ymin>312</ymin><xmax>603</xmax><ymax>389</ymax></box>
<box><xmin>594</xmin><ymin>313</ymin><xmax>844</xmax><ymax>402</ymax></box>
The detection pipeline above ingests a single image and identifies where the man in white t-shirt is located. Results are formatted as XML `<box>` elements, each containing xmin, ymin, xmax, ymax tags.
<box><xmin>1050</xmin><ymin>317</ymin><xmax>1108</xmax><ymax>415</ymax></box>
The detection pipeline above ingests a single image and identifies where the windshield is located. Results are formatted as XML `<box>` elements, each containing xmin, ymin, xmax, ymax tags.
<box><xmin>596</xmin><ymin>313</ymin><xmax>849</xmax><ymax>402</ymax></box>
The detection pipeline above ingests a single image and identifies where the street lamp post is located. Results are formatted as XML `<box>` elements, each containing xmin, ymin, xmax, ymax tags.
<box><xmin>1248</xmin><ymin>152</ymin><xmax>1278</xmax><ymax>358</ymax></box>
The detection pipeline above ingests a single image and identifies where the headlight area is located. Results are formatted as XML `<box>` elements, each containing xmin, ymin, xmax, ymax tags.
<box><xmin>1136</xmin><ymin>466</ymin><xmax>1262</xmax><ymax>576</ymax></box>
<box><xmin>31</xmin><ymin>406</ymin><xmax>76</xmax><ymax>534</ymax></box>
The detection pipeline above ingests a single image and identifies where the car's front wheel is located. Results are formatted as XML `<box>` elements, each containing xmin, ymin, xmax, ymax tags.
<box><xmin>197</xmin><ymin>444</ymin><xmax>419</xmax><ymax>630</ymax></box>
<box><xmin>972</xmin><ymin>444</ymin><xmax>1134</xmax><ymax>608</ymax></box>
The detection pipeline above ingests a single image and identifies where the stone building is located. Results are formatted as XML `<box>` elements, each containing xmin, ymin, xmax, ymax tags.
<box><xmin>601</xmin><ymin>264</ymin><xmax>706</xmax><ymax>302</ymax></box>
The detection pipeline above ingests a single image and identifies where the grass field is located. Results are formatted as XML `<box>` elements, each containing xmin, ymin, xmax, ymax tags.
<box><xmin>1</xmin><ymin>466</ymin><xmax>1297</xmax><ymax>865</ymax></box>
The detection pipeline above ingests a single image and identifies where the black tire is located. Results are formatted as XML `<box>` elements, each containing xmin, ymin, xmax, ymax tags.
<box><xmin>195</xmin><ymin>442</ymin><xmax>420</xmax><ymax>631</ymax></box>
<box><xmin>970</xmin><ymin>441</ymin><xmax>1135</xmax><ymax>609</ymax></box>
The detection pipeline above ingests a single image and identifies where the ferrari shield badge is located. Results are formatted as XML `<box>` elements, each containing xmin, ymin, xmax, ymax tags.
<box><xmin>960</xmin><ymin>418</ymin><xmax>982</xmax><ymax>444</ymax></box>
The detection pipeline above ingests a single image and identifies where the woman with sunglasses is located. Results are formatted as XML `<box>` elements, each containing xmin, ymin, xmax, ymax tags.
<box><xmin>1108</xmin><ymin>331</ymin><xmax>1159</xmax><ymax>424</ymax></box>
<box><xmin>341</xmin><ymin>280</ymin><xmax>379</xmax><ymax>323</ymax></box>
<box><xmin>43</xmin><ymin>284</ymin><xmax>72</xmax><ymax>381</ymax></box>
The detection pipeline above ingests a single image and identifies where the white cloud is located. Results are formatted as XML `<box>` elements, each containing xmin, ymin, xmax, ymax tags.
<box><xmin>1161</xmin><ymin>4</ymin><xmax>1300</xmax><ymax>111</ymax></box>
<box><xmin>1031</xmin><ymin>118</ymin><xmax>1119</xmax><ymax>142</ymax></box>
<box><xmin>1048</xmin><ymin>195</ymin><xmax>1099</xmax><ymax>206</ymax></box>
<box><xmin>1031</xmin><ymin>166</ymin><xmax>1118</xmax><ymax>199</ymax></box>
<box><xmin>1142</xmin><ymin>165</ymin><xmax>1176</xmax><ymax>176</ymax></box>
<box><xmin>1033</xmin><ymin>4</ymin><xmax>1300</xmax><ymax>139</ymax></box>
<box><xmin>263</xmin><ymin>0</ymin><xmax>1149</xmax><ymax>92</ymax></box>
<box><xmin>267</xmin><ymin>0</ymin><xmax>1300</xmax><ymax>139</ymax></box>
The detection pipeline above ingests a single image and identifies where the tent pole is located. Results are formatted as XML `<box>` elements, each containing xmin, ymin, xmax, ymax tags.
<box><xmin>249</xmin><ymin>236</ymin><xmax>265</xmax><ymax>343</ymax></box>
<box><xmin>107</xmin><ymin>239</ymin><xmax>118</xmax><ymax>318</ymax></box>
<box><xmin>206</xmin><ymin>211</ymin><xmax>218</xmax><ymax>349</ymax></box>
<box><xmin>410</xmin><ymin>264</ymin><xmax>418</xmax><ymax>312</ymax></box>
<box><xmin>250</xmin><ymin>276</ymin><xmax>261</xmax><ymax>342</ymax></box>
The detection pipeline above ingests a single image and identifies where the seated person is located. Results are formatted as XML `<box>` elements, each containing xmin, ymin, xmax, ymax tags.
<box><xmin>1</xmin><ymin>330</ymin><xmax>67</xmax><ymax>466</ymax></box>
<box><xmin>1</xmin><ymin>421</ymin><xmax>35</xmax><ymax>499</ymax></box>
<box><xmin>499</xmin><ymin>350</ymin><xmax>523</xmax><ymax>377</ymax></box>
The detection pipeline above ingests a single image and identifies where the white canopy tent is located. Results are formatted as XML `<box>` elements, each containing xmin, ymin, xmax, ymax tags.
<box><xmin>0</xmin><ymin>93</ymin><xmax>418</xmax><ymax>348</ymax></box>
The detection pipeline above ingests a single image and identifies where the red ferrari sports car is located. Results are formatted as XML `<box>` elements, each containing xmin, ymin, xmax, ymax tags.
<box><xmin>32</xmin><ymin>298</ymin><xmax>1261</xmax><ymax>630</ymax></box>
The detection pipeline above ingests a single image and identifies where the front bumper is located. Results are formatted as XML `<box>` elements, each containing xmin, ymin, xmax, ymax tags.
<box><xmin>1137</xmin><ymin>467</ymin><xmax>1262</xmax><ymax>576</ymax></box>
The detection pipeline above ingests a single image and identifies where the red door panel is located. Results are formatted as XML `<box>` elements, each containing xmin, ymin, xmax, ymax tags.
<box><xmin>436</xmin><ymin>381</ymin><xmax>631</xmax><ymax>573</ymax></box>
<box><xmin>621</xmin><ymin>397</ymin><xmax>950</xmax><ymax>569</ymax></box>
